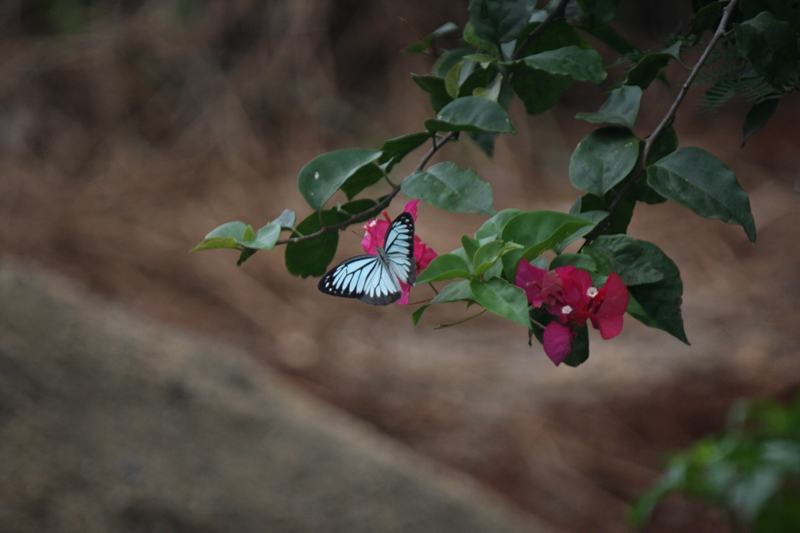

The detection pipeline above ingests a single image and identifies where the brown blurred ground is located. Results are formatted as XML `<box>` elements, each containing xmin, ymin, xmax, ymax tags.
<box><xmin>1</xmin><ymin>1</ymin><xmax>800</xmax><ymax>531</ymax></box>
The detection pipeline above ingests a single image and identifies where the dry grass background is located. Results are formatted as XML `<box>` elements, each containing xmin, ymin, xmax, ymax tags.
<box><xmin>1</xmin><ymin>1</ymin><xmax>800</xmax><ymax>531</ymax></box>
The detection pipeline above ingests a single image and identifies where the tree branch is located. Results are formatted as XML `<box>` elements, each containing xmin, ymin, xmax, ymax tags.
<box><xmin>583</xmin><ymin>0</ymin><xmax>740</xmax><ymax>245</ymax></box>
<box><xmin>275</xmin><ymin>131</ymin><xmax>457</xmax><ymax>246</ymax></box>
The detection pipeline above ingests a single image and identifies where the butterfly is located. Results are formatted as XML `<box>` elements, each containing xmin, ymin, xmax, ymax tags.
<box><xmin>318</xmin><ymin>212</ymin><xmax>416</xmax><ymax>305</ymax></box>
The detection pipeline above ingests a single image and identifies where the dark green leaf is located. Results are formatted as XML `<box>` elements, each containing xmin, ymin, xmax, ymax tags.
<box><xmin>425</xmin><ymin>96</ymin><xmax>516</xmax><ymax>134</ymax></box>
<box><xmin>474</xmin><ymin>241</ymin><xmax>522</xmax><ymax>276</ymax></box>
<box><xmin>582</xmin><ymin>234</ymin><xmax>665</xmax><ymax>285</ymax></box>
<box><xmin>510</xmin><ymin>63</ymin><xmax>571</xmax><ymax>115</ymax></box>
<box><xmin>575</xmin><ymin>85</ymin><xmax>643</xmax><ymax>129</ymax></box>
<box><xmin>285</xmin><ymin>210</ymin><xmax>348</xmax><ymax>278</ymax></box>
<box><xmin>470</xmin><ymin>277</ymin><xmax>531</xmax><ymax>327</ymax></box>
<box><xmin>556</xmin><ymin>208</ymin><xmax>608</xmax><ymax>253</ymax></box>
<box><xmin>463</xmin><ymin>21</ymin><xmax>500</xmax><ymax>56</ymax></box>
<box><xmin>411</xmin><ymin>305</ymin><xmax>430</xmax><ymax>325</ymax></box>
<box><xmin>461</xmin><ymin>236</ymin><xmax>481</xmax><ymax>261</ymax></box>
<box><xmin>647</xmin><ymin>147</ymin><xmax>757</xmax><ymax>243</ymax></box>
<box><xmin>411</xmin><ymin>74</ymin><xmax>453</xmax><ymax>113</ymax></box>
<box><xmin>624</xmin><ymin>42</ymin><xmax>681</xmax><ymax>89</ymax></box>
<box><xmin>402</xmin><ymin>161</ymin><xmax>497</xmax><ymax>215</ymax></box>
<box><xmin>433</xmin><ymin>48</ymin><xmax>475</xmax><ymax>78</ymax></box>
<box><xmin>562</xmin><ymin>325</ymin><xmax>590</xmax><ymax>367</ymax></box>
<box><xmin>379</xmin><ymin>132</ymin><xmax>432</xmax><ymax>173</ymax></box>
<box><xmin>646</xmin><ymin>125</ymin><xmax>679</xmax><ymax>166</ymax></box>
<box><xmin>475</xmin><ymin>208</ymin><xmax>523</xmax><ymax>239</ymax></box>
<box><xmin>416</xmin><ymin>253</ymin><xmax>473</xmax><ymax>284</ymax></box>
<box><xmin>191</xmin><ymin>221</ymin><xmax>248</xmax><ymax>252</ymax></box>
<box><xmin>735</xmin><ymin>12</ymin><xmax>799</xmax><ymax>92</ymax></box>
<box><xmin>501</xmin><ymin>211</ymin><xmax>593</xmax><ymax>277</ymax></box>
<box><xmin>569</xmin><ymin>127</ymin><xmax>640</xmax><ymax>197</ymax></box>
<box><xmin>516</xmin><ymin>19</ymin><xmax>589</xmax><ymax>56</ymax></box>
<box><xmin>742</xmin><ymin>98</ymin><xmax>779</xmax><ymax>146</ymax></box>
<box><xmin>468</xmin><ymin>0</ymin><xmax>538</xmax><ymax>44</ymax></box>
<box><xmin>517</xmin><ymin>45</ymin><xmax>607</xmax><ymax>84</ymax></box>
<box><xmin>570</xmin><ymin>192</ymin><xmax>634</xmax><ymax>235</ymax></box>
<box><xmin>590</xmin><ymin>236</ymin><xmax>688</xmax><ymax>343</ymax></box>
<box><xmin>740</xmin><ymin>0</ymin><xmax>800</xmax><ymax>29</ymax></box>
<box><xmin>549</xmin><ymin>253</ymin><xmax>597</xmax><ymax>271</ymax></box>
<box><xmin>580</xmin><ymin>23</ymin><xmax>638</xmax><ymax>55</ymax></box>
<box><xmin>689</xmin><ymin>2</ymin><xmax>722</xmax><ymax>38</ymax></box>
<box><xmin>339</xmin><ymin>163</ymin><xmax>384</xmax><ymax>200</ymax></box>
<box><xmin>297</xmin><ymin>149</ymin><xmax>383</xmax><ymax>211</ymax></box>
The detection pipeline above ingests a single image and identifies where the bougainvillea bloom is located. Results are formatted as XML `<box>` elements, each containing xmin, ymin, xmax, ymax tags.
<box><xmin>361</xmin><ymin>200</ymin><xmax>437</xmax><ymax>305</ymax></box>
<box><xmin>516</xmin><ymin>261</ymin><xmax>629</xmax><ymax>366</ymax></box>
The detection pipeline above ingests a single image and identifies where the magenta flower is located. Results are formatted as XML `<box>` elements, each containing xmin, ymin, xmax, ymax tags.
<box><xmin>361</xmin><ymin>200</ymin><xmax>437</xmax><ymax>305</ymax></box>
<box><xmin>516</xmin><ymin>261</ymin><xmax>629</xmax><ymax>365</ymax></box>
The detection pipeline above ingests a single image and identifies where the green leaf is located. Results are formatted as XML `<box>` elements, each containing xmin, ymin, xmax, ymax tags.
<box><xmin>338</xmin><ymin>198</ymin><xmax>378</xmax><ymax>223</ymax></box>
<box><xmin>624</xmin><ymin>42</ymin><xmax>681</xmax><ymax>89</ymax></box>
<box><xmin>549</xmin><ymin>253</ymin><xmax>597</xmax><ymax>271</ymax></box>
<box><xmin>473</xmin><ymin>73</ymin><xmax>503</xmax><ymax>101</ymax></box>
<box><xmin>285</xmin><ymin>210</ymin><xmax>348</xmax><ymax>278</ymax></box>
<box><xmin>646</xmin><ymin>125</ymin><xmax>679</xmax><ymax>166</ymax></box>
<box><xmin>402</xmin><ymin>161</ymin><xmax>497</xmax><ymax>215</ymax></box>
<box><xmin>379</xmin><ymin>132</ymin><xmax>432</xmax><ymax>173</ymax></box>
<box><xmin>688</xmin><ymin>2</ymin><xmax>722</xmax><ymax>38</ymax></box>
<box><xmin>474</xmin><ymin>241</ymin><xmax>522</xmax><ymax>276</ymax></box>
<box><xmin>411</xmin><ymin>305</ymin><xmax>430</xmax><ymax>325</ymax></box>
<box><xmin>273</xmin><ymin>209</ymin><xmax>296</xmax><ymax>230</ymax></box>
<box><xmin>433</xmin><ymin>48</ymin><xmax>475</xmax><ymax>78</ymax></box>
<box><xmin>571</xmin><ymin>192</ymin><xmax>634</xmax><ymax>236</ymax></box>
<box><xmin>501</xmin><ymin>211</ymin><xmax>593</xmax><ymax>278</ymax></box>
<box><xmin>582</xmin><ymin>234</ymin><xmax>665</xmax><ymax>286</ymax></box>
<box><xmin>461</xmin><ymin>236</ymin><xmax>481</xmax><ymax>261</ymax></box>
<box><xmin>517</xmin><ymin>45</ymin><xmax>607</xmax><ymax>84</ymax></box>
<box><xmin>647</xmin><ymin>147</ymin><xmax>757</xmax><ymax>243</ymax></box>
<box><xmin>411</xmin><ymin>74</ymin><xmax>453</xmax><ymax>113</ymax></box>
<box><xmin>510</xmin><ymin>63</ymin><xmax>571</xmax><ymax>115</ymax></box>
<box><xmin>515</xmin><ymin>19</ymin><xmax>589</xmax><ymax>57</ymax></box>
<box><xmin>736</xmin><ymin>12</ymin><xmax>799</xmax><ymax>92</ymax></box>
<box><xmin>463</xmin><ymin>21</ymin><xmax>500</xmax><ymax>56</ymax></box>
<box><xmin>556</xmin><ymin>208</ymin><xmax>608</xmax><ymax>253</ymax></box>
<box><xmin>475</xmin><ymin>208</ymin><xmax>523</xmax><ymax>239</ymax></box>
<box><xmin>191</xmin><ymin>221</ymin><xmax>248</xmax><ymax>252</ymax></box>
<box><xmin>575</xmin><ymin>85</ymin><xmax>643</xmax><ymax>129</ymax></box>
<box><xmin>425</xmin><ymin>96</ymin><xmax>516</xmax><ymax>134</ymax></box>
<box><xmin>585</xmin><ymin>236</ymin><xmax>688</xmax><ymax>343</ymax></box>
<box><xmin>416</xmin><ymin>253</ymin><xmax>473</xmax><ymax>284</ymax></box>
<box><xmin>468</xmin><ymin>0</ymin><xmax>538</xmax><ymax>44</ymax></box>
<box><xmin>445</xmin><ymin>61</ymin><xmax>465</xmax><ymax>99</ymax></box>
<box><xmin>244</xmin><ymin>222</ymin><xmax>281</xmax><ymax>250</ymax></box>
<box><xmin>470</xmin><ymin>277</ymin><xmax>531</xmax><ymax>328</ymax></box>
<box><xmin>433</xmin><ymin>279</ymin><xmax>475</xmax><ymax>303</ymax></box>
<box><xmin>742</xmin><ymin>98</ymin><xmax>779</xmax><ymax>146</ymax></box>
<box><xmin>569</xmin><ymin>127</ymin><xmax>640</xmax><ymax>197</ymax></box>
<box><xmin>297</xmin><ymin>148</ymin><xmax>383</xmax><ymax>211</ymax></box>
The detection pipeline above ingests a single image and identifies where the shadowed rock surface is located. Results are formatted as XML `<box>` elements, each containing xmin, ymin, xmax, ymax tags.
<box><xmin>0</xmin><ymin>257</ymin><xmax>552</xmax><ymax>533</ymax></box>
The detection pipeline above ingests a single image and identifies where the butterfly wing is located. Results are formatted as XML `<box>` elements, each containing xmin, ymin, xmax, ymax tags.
<box><xmin>317</xmin><ymin>254</ymin><xmax>402</xmax><ymax>306</ymax></box>
<box><xmin>382</xmin><ymin>212</ymin><xmax>416</xmax><ymax>286</ymax></box>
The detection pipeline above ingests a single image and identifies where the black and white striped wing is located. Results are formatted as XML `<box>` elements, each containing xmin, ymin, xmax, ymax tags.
<box><xmin>383</xmin><ymin>212</ymin><xmax>416</xmax><ymax>286</ymax></box>
<box><xmin>317</xmin><ymin>255</ymin><xmax>403</xmax><ymax>306</ymax></box>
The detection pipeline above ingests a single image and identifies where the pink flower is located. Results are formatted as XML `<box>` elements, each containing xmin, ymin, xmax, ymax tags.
<box><xmin>361</xmin><ymin>200</ymin><xmax>437</xmax><ymax>305</ymax></box>
<box><xmin>516</xmin><ymin>261</ymin><xmax>629</xmax><ymax>365</ymax></box>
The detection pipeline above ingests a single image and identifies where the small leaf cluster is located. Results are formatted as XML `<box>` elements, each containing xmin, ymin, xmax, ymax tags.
<box><xmin>633</xmin><ymin>396</ymin><xmax>800</xmax><ymax>532</ymax></box>
<box><xmin>193</xmin><ymin>0</ymin><xmax>785</xmax><ymax>367</ymax></box>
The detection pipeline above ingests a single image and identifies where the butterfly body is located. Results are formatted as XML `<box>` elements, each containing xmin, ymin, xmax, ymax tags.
<box><xmin>318</xmin><ymin>213</ymin><xmax>416</xmax><ymax>305</ymax></box>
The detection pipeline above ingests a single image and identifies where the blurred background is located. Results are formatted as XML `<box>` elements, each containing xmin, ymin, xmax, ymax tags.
<box><xmin>1</xmin><ymin>0</ymin><xmax>800</xmax><ymax>531</ymax></box>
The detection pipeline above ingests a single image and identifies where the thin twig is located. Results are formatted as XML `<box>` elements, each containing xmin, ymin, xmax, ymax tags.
<box><xmin>275</xmin><ymin>131</ymin><xmax>457</xmax><ymax>245</ymax></box>
<box><xmin>583</xmin><ymin>0</ymin><xmax>740</xmax><ymax>245</ymax></box>
<box><xmin>434</xmin><ymin>308</ymin><xmax>487</xmax><ymax>329</ymax></box>
<box><xmin>511</xmin><ymin>0</ymin><xmax>570</xmax><ymax>61</ymax></box>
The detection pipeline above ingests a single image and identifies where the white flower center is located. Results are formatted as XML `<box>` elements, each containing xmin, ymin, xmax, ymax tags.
<box><xmin>586</xmin><ymin>287</ymin><xmax>598</xmax><ymax>298</ymax></box>
<box><xmin>561</xmin><ymin>305</ymin><xmax>573</xmax><ymax>315</ymax></box>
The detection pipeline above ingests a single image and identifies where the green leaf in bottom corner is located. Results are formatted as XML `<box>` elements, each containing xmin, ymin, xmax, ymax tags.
<box><xmin>646</xmin><ymin>147</ymin><xmax>756</xmax><ymax>243</ymax></box>
<box><xmin>402</xmin><ymin>161</ymin><xmax>496</xmax><ymax>215</ymax></box>
<box><xmin>470</xmin><ymin>278</ymin><xmax>530</xmax><ymax>328</ymax></box>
